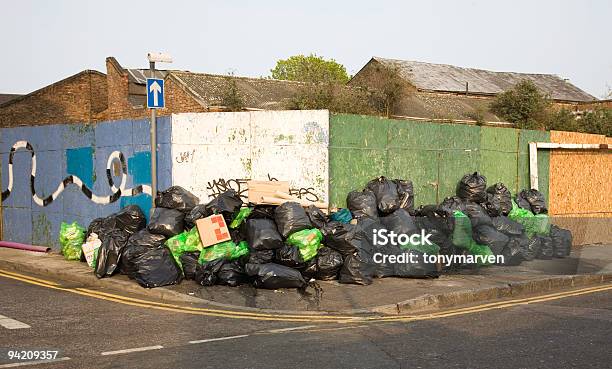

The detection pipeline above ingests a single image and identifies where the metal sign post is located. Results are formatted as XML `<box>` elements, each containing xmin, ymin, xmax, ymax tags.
<box><xmin>146</xmin><ymin>52</ymin><xmax>172</xmax><ymax>211</ymax></box>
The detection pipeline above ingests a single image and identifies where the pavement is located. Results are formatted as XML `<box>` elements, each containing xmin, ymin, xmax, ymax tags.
<box><xmin>0</xmin><ymin>272</ymin><xmax>610</xmax><ymax>369</ymax></box>
<box><xmin>0</xmin><ymin>244</ymin><xmax>611</xmax><ymax>315</ymax></box>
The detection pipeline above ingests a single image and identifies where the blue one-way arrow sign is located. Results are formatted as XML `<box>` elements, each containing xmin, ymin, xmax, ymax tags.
<box><xmin>146</xmin><ymin>78</ymin><xmax>165</xmax><ymax>109</ymax></box>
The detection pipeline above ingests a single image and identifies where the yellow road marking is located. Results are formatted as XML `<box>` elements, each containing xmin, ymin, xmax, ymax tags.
<box><xmin>0</xmin><ymin>269</ymin><xmax>60</xmax><ymax>286</ymax></box>
<box><xmin>1</xmin><ymin>269</ymin><xmax>610</xmax><ymax>324</ymax></box>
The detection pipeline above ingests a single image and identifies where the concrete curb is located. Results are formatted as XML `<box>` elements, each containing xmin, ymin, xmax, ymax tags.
<box><xmin>372</xmin><ymin>274</ymin><xmax>612</xmax><ymax>315</ymax></box>
<box><xmin>1</xmin><ymin>252</ymin><xmax>610</xmax><ymax>316</ymax></box>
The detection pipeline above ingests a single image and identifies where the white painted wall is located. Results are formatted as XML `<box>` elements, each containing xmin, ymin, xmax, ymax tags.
<box><xmin>170</xmin><ymin>110</ymin><xmax>329</xmax><ymax>203</ymax></box>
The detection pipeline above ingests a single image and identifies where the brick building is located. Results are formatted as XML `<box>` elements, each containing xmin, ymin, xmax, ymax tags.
<box><xmin>0</xmin><ymin>57</ymin><xmax>305</xmax><ymax>127</ymax></box>
<box><xmin>349</xmin><ymin>57</ymin><xmax>599</xmax><ymax>121</ymax></box>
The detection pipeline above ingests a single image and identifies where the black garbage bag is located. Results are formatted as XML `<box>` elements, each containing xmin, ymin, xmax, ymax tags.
<box><xmin>180</xmin><ymin>252</ymin><xmax>200</xmax><ymax>280</ymax></box>
<box><xmin>491</xmin><ymin>216</ymin><xmax>524</xmax><ymax>236</ymax></box>
<box><xmin>245</xmin><ymin>263</ymin><xmax>307</xmax><ymax>289</ymax></box>
<box><xmin>315</xmin><ymin>247</ymin><xmax>343</xmax><ymax>280</ymax></box>
<box><xmin>127</xmin><ymin>229</ymin><xmax>167</xmax><ymax>248</ymax></box>
<box><xmin>516</xmin><ymin>189</ymin><xmax>548</xmax><ymax>215</ymax></box>
<box><xmin>204</xmin><ymin>190</ymin><xmax>243</xmax><ymax>223</ymax></box>
<box><xmin>347</xmin><ymin>190</ymin><xmax>378</xmax><ymax>220</ymax></box>
<box><xmin>518</xmin><ymin>235</ymin><xmax>540</xmax><ymax>261</ymax></box>
<box><xmin>112</xmin><ymin>205</ymin><xmax>147</xmax><ymax>235</ymax></box>
<box><xmin>339</xmin><ymin>250</ymin><xmax>374</xmax><ymax>285</ymax></box>
<box><xmin>195</xmin><ymin>258</ymin><xmax>225</xmax><ymax>286</ymax></box>
<box><xmin>463</xmin><ymin>202</ymin><xmax>493</xmax><ymax>228</ymax></box>
<box><xmin>119</xmin><ymin>230</ymin><xmax>167</xmax><ymax>275</ymax></box>
<box><xmin>305</xmin><ymin>205</ymin><xmax>328</xmax><ymax>229</ymax></box>
<box><xmin>536</xmin><ymin>235</ymin><xmax>554</xmax><ymax>259</ymax></box>
<box><xmin>275</xmin><ymin>244</ymin><xmax>305</xmax><ymax>268</ymax></box>
<box><xmin>129</xmin><ymin>246</ymin><xmax>183</xmax><ymax>288</ymax></box>
<box><xmin>217</xmin><ymin>261</ymin><xmax>248</xmax><ymax>287</ymax></box>
<box><xmin>380</xmin><ymin>209</ymin><xmax>419</xmax><ymax>236</ymax></box>
<box><xmin>457</xmin><ymin>172</ymin><xmax>487</xmax><ymax>203</ymax></box>
<box><xmin>414</xmin><ymin>216</ymin><xmax>454</xmax><ymax>252</ymax></box>
<box><xmin>394</xmin><ymin>249</ymin><xmax>439</xmax><ymax>278</ymax></box>
<box><xmin>249</xmin><ymin>205</ymin><xmax>277</xmax><ymax>220</ymax></box>
<box><xmin>366</xmin><ymin>176</ymin><xmax>401</xmax><ymax>214</ymax></box>
<box><xmin>86</xmin><ymin>217</ymin><xmax>105</xmax><ymax>238</ymax></box>
<box><xmin>472</xmin><ymin>225</ymin><xmax>509</xmax><ymax>256</ymax></box>
<box><xmin>550</xmin><ymin>225</ymin><xmax>572</xmax><ymax>258</ymax></box>
<box><xmin>246</xmin><ymin>218</ymin><xmax>284</xmax><ymax>250</ymax></box>
<box><xmin>155</xmin><ymin>186</ymin><xmax>199</xmax><ymax>213</ymax></box>
<box><xmin>95</xmin><ymin>229</ymin><xmax>130</xmax><ymax>278</ymax></box>
<box><xmin>148</xmin><ymin>208</ymin><xmax>185</xmax><ymax>237</ymax></box>
<box><xmin>247</xmin><ymin>249</ymin><xmax>275</xmax><ymax>264</ymax></box>
<box><xmin>274</xmin><ymin>202</ymin><xmax>312</xmax><ymax>238</ymax></box>
<box><xmin>372</xmin><ymin>242</ymin><xmax>401</xmax><ymax>278</ymax></box>
<box><xmin>298</xmin><ymin>259</ymin><xmax>319</xmax><ymax>280</ymax></box>
<box><xmin>498</xmin><ymin>238</ymin><xmax>524</xmax><ymax>266</ymax></box>
<box><xmin>396</xmin><ymin>179</ymin><xmax>415</xmax><ymax>214</ymax></box>
<box><xmin>321</xmin><ymin>221</ymin><xmax>368</xmax><ymax>257</ymax></box>
<box><xmin>184</xmin><ymin>204</ymin><xmax>208</xmax><ymax>229</ymax></box>
<box><xmin>439</xmin><ymin>196</ymin><xmax>467</xmax><ymax>214</ymax></box>
<box><xmin>484</xmin><ymin>183</ymin><xmax>513</xmax><ymax>216</ymax></box>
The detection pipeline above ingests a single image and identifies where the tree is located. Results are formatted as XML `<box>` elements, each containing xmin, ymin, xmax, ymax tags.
<box><xmin>490</xmin><ymin>80</ymin><xmax>551</xmax><ymax>129</ymax></box>
<box><xmin>271</xmin><ymin>54</ymin><xmax>349</xmax><ymax>84</ymax></box>
<box><xmin>220</xmin><ymin>76</ymin><xmax>244</xmax><ymax>111</ymax></box>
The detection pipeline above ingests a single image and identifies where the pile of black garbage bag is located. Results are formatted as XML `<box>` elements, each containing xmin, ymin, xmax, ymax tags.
<box><xmin>84</xmin><ymin>173</ymin><xmax>573</xmax><ymax>290</ymax></box>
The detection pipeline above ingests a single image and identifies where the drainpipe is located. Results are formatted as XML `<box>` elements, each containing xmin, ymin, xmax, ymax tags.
<box><xmin>0</xmin><ymin>241</ymin><xmax>50</xmax><ymax>253</ymax></box>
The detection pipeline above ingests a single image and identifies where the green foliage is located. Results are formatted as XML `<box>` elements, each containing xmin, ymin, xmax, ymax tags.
<box><xmin>490</xmin><ymin>80</ymin><xmax>551</xmax><ymax>129</ymax></box>
<box><xmin>580</xmin><ymin>107</ymin><xmax>612</xmax><ymax>136</ymax></box>
<box><xmin>287</xmin><ymin>82</ymin><xmax>379</xmax><ymax>115</ymax></box>
<box><xmin>220</xmin><ymin>76</ymin><xmax>245</xmax><ymax>111</ymax></box>
<box><xmin>271</xmin><ymin>54</ymin><xmax>349</xmax><ymax>84</ymax></box>
<box><xmin>545</xmin><ymin>108</ymin><xmax>579</xmax><ymax>132</ymax></box>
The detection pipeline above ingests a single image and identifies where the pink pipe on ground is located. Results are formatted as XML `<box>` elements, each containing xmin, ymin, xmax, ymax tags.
<box><xmin>0</xmin><ymin>241</ymin><xmax>51</xmax><ymax>253</ymax></box>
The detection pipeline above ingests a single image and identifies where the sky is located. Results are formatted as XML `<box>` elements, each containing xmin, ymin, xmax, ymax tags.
<box><xmin>2</xmin><ymin>0</ymin><xmax>611</xmax><ymax>98</ymax></box>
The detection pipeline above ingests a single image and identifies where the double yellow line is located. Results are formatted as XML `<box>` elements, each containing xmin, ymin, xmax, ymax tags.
<box><xmin>1</xmin><ymin>268</ymin><xmax>610</xmax><ymax>324</ymax></box>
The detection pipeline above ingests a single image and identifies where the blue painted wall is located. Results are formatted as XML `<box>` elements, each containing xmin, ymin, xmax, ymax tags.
<box><xmin>0</xmin><ymin>116</ymin><xmax>172</xmax><ymax>249</ymax></box>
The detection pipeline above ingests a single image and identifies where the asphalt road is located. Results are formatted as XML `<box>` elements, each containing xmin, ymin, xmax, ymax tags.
<box><xmin>1</xmin><ymin>274</ymin><xmax>611</xmax><ymax>369</ymax></box>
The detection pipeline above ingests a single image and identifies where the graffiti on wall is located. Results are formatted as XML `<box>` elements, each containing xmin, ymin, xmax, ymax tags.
<box><xmin>1</xmin><ymin>141</ymin><xmax>151</xmax><ymax>206</ymax></box>
<box><xmin>206</xmin><ymin>174</ymin><xmax>321</xmax><ymax>202</ymax></box>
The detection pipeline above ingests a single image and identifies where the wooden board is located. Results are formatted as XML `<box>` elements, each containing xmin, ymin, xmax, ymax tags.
<box><xmin>549</xmin><ymin>131</ymin><xmax>612</xmax><ymax>216</ymax></box>
<box><xmin>247</xmin><ymin>180</ymin><xmax>290</xmax><ymax>204</ymax></box>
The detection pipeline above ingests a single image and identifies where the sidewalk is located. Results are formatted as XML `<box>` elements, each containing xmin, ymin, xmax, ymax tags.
<box><xmin>1</xmin><ymin>245</ymin><xmax>610</xmax><ymax>315</ymax></box>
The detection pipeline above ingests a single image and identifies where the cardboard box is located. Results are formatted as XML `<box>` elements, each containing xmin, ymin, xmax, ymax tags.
<box><xmin>196</xmin><ymin>214</ymin><xmax>231</xmax><ymax>248</ymax></box>
<box><xmin>247</xmin><ymin>180</ymin><xmax>290</xmax><ymax>204</ymax></box>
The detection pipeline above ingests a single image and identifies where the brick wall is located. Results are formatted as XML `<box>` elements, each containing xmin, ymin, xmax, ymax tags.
<box><xmin>0</xmin><ymin>71</ymin><xmax>108</xmax><ymax>127</ymax></box>
<box><xmin>104</xmin><ymin>58</ymin><xmax>206</xmax><ymax>121</ymax></box>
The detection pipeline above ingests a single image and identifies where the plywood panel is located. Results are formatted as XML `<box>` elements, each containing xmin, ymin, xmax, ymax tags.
<box><xmin>549</xmin><ymin>130</ymin><xmax>611</xmax><ymax>217</ymax></box>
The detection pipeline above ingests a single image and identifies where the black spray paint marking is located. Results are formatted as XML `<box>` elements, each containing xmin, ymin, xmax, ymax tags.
<box><xmin>205</xmin><ymin>173</ymin><xmax>321</xmax><ymax>202</ymax></box>
<box><xmin>1</xmin><ymin>141</ymin><xmax>151</xmax><ymax>206</ymax></box>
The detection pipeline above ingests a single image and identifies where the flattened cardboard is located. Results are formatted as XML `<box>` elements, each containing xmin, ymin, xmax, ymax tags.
<box><xmin>196</xmin><ymin>214</ymin><xmax>231</xmax><ymax>248</ymax></box>
<box><xmin>247</xmin><ymin>180</ymin><xmax>290</xmax><ymax>204</ymax></box>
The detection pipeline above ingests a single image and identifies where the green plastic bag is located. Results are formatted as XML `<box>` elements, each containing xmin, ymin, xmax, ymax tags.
<box><xmin>59</xmin><ymin>222</ymin><xmax>85</xmax><ymax>261</ymax></box>
<box><xmin>230</xmin><ymin>207</ymin><xmax>252</xmax><ymax>229</ymax></box>
<box><xmin>286</xmin><ymin>228</ymin><xmax>323</xmax><ymax>261</ymax></box>
<box><xmin>400</xmin><ymin>241</ymin><xmax>441</xmax><ymax>255</ymax></box>
<box><xmin>508</xmin><ymin>200</ymin><xmax>550</xmax><ymax>237</ymax></box>
<box><xmin>467</xmin><ymin>240</ymin><xmax>494</xmax><ymax>266</ymax></box>
<box><xmin>452</xmin><ymin>211</ymin><xmax>472</xmax><ymax>249</ymax></box>
<box><xmin>198</xmin><ymin>240</ymin><xmax>249</xmax><ymax>264</ymax></box>
<box><xmin>166</xmin><ymin>227</ymin><xmax>203</xmax><ymax>267</ymax></box>
<box><xmin>532</xmin><ymin>214</ymin><xmax>551</xmax><ymax>236</ymax></box>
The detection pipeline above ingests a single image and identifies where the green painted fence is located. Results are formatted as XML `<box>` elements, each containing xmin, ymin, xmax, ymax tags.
<box><xmin>329</xmin><ymin>114</ymin><xmax>550</xmax><ymax>208</ymax></box>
